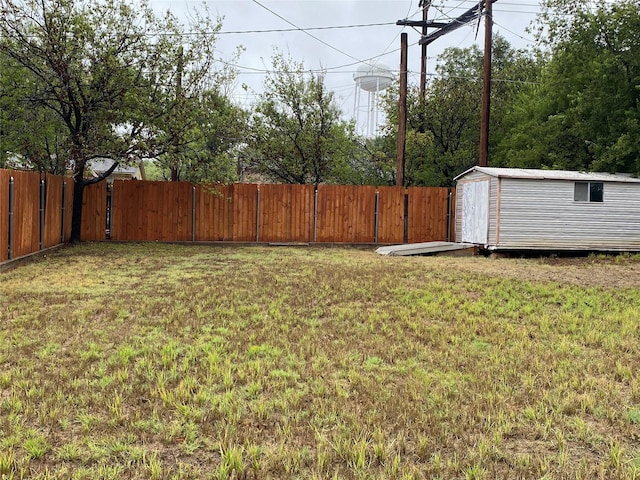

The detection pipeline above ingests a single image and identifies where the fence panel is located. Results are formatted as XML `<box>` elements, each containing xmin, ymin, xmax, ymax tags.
<box><xmin>377</xmin><ymin>186</ymin><xmax>405</xmax><ymax>244</ymax></box>
<box><xmin>112</xmin><ymin>180</ymin><xmax>193</xmax><ymax>241</ymax></box>
<box><xmin>195</xmin><ymin>184</ymin><xmax>233</xmax><ymax>241</ymax></box>
<box><xmin>316</xmin><ymin>185</ymin><xmax>376</xmax><ymax>243</ymax></box>
<box><xmin>232</xmin><ymin>183</ymin><xmax>258</xmax><ymax>242</ymax></box>
<box><xmin>259</xmin><ymin>184</ymin><xmax>314</xmax><ymax>243</ymax></box>
<box><xmin>81</xmin><ymin>181</ymin><xmax>107</xmax><ymax>241</ymax></box>
<box><xmin>0</xmin><ymin>169</ymin><xmax>456</xmax><ymax>249</ymax></box>
<box><xmin>0</xmin><ymin>170</ymin><xmax>10</xmax><ymax>261</ymax></box>
<box><xmin>407</xmin><ymin>187</ymin><xmax>450</xmax><ymax>243</ymax></box>
<box><xmin>10</xmin><ymin>171</ymin><xmax>41</xmax><ymax>258</ymax></box>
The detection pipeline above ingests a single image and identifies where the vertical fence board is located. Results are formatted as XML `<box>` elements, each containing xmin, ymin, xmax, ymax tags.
<box><xmin>232</xmin><ymin>183</ymin><xmax>258</xmax><ymax>242</ymax></box>
<box><xmin>377</xmin><ymin>186</ymin><xmax>405</xmax><ymax>244</ymax></box>
<box><xmin>81</xmin><ymin>182</ymin><xmax>107</xmax><ymax>241</ymax></box>
<box><xmin>0</xmin><ymin>170</ymin><xmax>10</xmax><ymax>261</ymax></box>
<box><xmin>11</xmin><ymin>171</ymin><xmax>41</xmax><ymax>258</ymax></box>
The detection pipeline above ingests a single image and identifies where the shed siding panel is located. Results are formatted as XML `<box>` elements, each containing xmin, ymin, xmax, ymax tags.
<box><xmin>498</xmin><ymin>179</ymin><xmax>640</xmax><ymax>249</ymax></box>
<box><xmin>488</xmin><ymin>177</ymin><xmax>498</xmax><ymax>245</ymax></box>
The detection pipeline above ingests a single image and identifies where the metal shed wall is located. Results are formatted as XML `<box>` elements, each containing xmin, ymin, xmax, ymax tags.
<box><xmin>496</xmin><ymin>178</ymin><xmax>640</xmax><ymax>250</ymax></box>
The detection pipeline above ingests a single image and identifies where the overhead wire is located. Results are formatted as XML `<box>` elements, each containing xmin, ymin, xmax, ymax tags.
<box><xmin>379</xmin><ymin>0</ymin><xmax>419</xmax><ymax>59</ymax></box>
<box><xmin>250</xmin><ymin>0</ymin><xmax>366</xmax><ymax>64</ymax></box>
<box><xmin>493</xmin><ymin>21</ymin><xmax>537</xmax><ymax>44</ymax></box>
<box><xmin>214</xmin><ymin>22</ymin><xmax>396</xmax><ymax>36</ymax></box>
<box><xmin>206</xmin><ymin>0</ymin><xmax>545</xmax><ymax>108</ymax></box>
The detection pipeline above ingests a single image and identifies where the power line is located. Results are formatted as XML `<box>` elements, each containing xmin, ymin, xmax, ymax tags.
<box><xmin>214</xmin><ymin>22</ymin><xmax>396</xmax><ymax>36</ymax></box>
<box><xmin>493</xmin><ymin>21</ymin><xmax>537</xmax><ymax>44</ymax></box>
<box><xmin>250</xmin><ymin>0</ymin><xmax>366</xmax><ymax>65</ymax></box>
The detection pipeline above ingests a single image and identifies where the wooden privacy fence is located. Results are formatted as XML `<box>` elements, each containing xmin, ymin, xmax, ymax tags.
<box><xmin>1</xmin><ymin>169</ymin><xmax>455</xmax><ymax>262</ymax></box>
<box><xmin>108</xmin><ymin>180</ymin><xmax>455</xmax><ymax>244</ymax></box>
<box><xmin>0</xmin><ymin>170</ymin><xmax>76</xmax><ymax>262</ymax></box>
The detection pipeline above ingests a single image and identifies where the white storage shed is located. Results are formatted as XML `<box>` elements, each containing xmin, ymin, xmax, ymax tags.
<box><xmin>454</xmin><ymin>167</ymin><xmax>640</xmax><ymax>251</ymax></box>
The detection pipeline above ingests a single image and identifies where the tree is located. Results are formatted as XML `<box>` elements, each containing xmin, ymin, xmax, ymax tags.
<box><xmin>497</xmin><ymin>0</ymin><xmax>640</xmax><ymax>173</ymax></box>
<box><xmin>0</xmin><ymin>0</ymin><xmax>226</xmax><ymax>242</ymax></box>
<box><xmin>248</xmin><ymin>53</ymin><xmax>360</xmax><ymax>186</ymax></box>
<box><xmin>0</xmin><ymin>56</ymin><xmax>69</xmax><ymax>172</ymax></box>
<box><xmin>153</xmin><ymin>89</ymin><xmax>248</xmax><ymax>183</ymax></box>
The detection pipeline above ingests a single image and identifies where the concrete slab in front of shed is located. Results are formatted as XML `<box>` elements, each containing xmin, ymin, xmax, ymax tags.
<box><xmin>376</xmin><ymin>242</ymin><xmax>478</xmax><ymax>256</ymax></box>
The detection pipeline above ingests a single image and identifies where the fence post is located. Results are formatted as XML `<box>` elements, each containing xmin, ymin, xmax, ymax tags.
<box><xmin>39</xmin><ymin>179</ymin><xmax>45</xmax><ymax>250</ymax></box>
<box><xmin>446</xmin><ymin>188</ymin><xmax>453</xmax><ymax>243</ymax></box>
<box><xmin>256</xmin><ymin>187</ymin><xmax>261</xmax><ymax>243</ymax></box>
<box><xmin>374</xmin><ymin>190</ymin><xmax>379</xmax><ymax>244</ymax></box>
<box><xmin>313</xmin><ymin>187</ymin><xmax>318</xmax><ymax>243</ymax></box>
<box><xmin>8</xmin><ymin>176</ymin><xmax>14</xmax><ymax>260</ymax></box>
<box><xmin>191</xmin><ymin>185</ymin><xmax>196</xmax><ymax>242</ymax></box>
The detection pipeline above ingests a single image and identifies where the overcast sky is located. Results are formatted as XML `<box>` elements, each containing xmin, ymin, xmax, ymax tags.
<box><xmin>149</xmin><ymin>0</ymin><xmax>541</xmax><ymax>133</ymax></box>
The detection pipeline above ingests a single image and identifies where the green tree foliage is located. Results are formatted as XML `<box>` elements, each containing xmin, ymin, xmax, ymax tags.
<box><xmin>496</xmin><ymin>0</ymin><xmax>640</xmax><ymax>173</ymax></box>
<box><xmin>379</xmin><ymin>35</ymin><xmax>537</xmax><ymax>186</ymax></box>
<box><xmin>248</xmin><ymin>53</ymin><xmax>361</xmax><ymax>186</ymax></box>
<box><xmin>0</xmin><ymin>0</ymin><xmax>235</xmax><ymax>242</ymax></box>
<box><xmin>154</xmin><ymin>89</ymin><xmax>247</xmax><ymax>183</ymax></box>
<box><xmin>0</xmin><ymin>58</ymin><xmax>69</xmax><ymax>172</ymax></box>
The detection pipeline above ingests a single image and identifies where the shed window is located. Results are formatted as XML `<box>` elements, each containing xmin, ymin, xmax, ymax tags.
<box><xmin>574</xmin><ymin>182</ymin><xmax>603</xmax><ymax>202</ymax></box>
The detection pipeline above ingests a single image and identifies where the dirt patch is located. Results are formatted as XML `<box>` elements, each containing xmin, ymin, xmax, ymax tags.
<box><xmin>436</xmin><ymin>255</ymin><xmax>640</xmax><ymax>290</ymax></box>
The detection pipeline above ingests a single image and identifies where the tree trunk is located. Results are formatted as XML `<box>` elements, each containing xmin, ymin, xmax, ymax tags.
<box><xmin>70</xmin><ymin>178</ymin><xmax>85</xmax><ymax>244</ymax></box>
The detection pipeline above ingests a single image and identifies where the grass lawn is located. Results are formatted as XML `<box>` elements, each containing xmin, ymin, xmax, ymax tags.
<box><xmin>1</xmin><ymin>243</ymin><xmax>640</xmax><ymax>479</ymax></box>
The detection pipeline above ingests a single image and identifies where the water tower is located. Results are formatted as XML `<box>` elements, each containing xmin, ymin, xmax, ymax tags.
<box><xmin>353</xmin><ymin>63</ymin><xmax>394</xmax><ymax>137</ymax></box>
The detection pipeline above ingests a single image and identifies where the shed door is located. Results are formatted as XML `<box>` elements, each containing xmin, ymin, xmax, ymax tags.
<box><xmin>461</xmin><ymin>180</ymin><xmax>489</xmax><ymax>244</ymax></box>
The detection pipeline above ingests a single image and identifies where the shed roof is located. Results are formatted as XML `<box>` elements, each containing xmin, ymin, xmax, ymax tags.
<box><xmin>454</xmin><ymin>167</ymin><xmax>640</xmax><ymax>184</ymax></box>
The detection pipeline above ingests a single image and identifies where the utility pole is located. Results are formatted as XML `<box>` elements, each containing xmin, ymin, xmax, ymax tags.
<box><xmin>419</xmin><ymin>0</ymin><xmax>431</xmax><ymax>101</ymax></box>
<box><xmin>418</xmin><ymin>0</ymin><xmax>431</xmax><ymax>134</ymax></box>
<box><xmin>479</xmin><ymin>0</ymin><xmax>493</xmax><ymax>167</ymax></box>
<box><xmin>396</xmin><ymin>33</ymin><xmax>408</xmax><ymax>187</ymax></box>
<box><xmin>396</xmin><ymin>1</ymin><xmax>496</xmax><ymax>170</ymax></box>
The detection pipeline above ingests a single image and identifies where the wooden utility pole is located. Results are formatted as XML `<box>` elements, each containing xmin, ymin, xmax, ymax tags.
<box><xmin>419</xmin><ymin>0</ymin><xmax>431</xmax><ymax>101</ymax></box>
<box><xmin>396</xmin><ymin>33</ymin><xmax>408</xmax><ymax>187</ymax></box>
<box><xmin>479</xmin><ymin>0</ymin><xmax>493</xmax><ymax>167</ymax></box>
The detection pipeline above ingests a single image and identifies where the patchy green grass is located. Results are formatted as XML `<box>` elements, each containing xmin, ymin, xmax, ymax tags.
<box><xmin>2</xmin><ymin>243</ymin><xmax>640</xmax><ymax>479</ymax></box>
